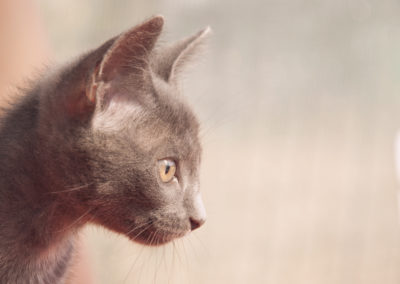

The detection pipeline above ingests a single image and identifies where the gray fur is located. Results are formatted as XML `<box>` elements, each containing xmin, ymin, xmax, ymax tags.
<box><xmin>0</xmin><ymin>16</ymin><xmax>208</xmax><ymax>283</ymax></box>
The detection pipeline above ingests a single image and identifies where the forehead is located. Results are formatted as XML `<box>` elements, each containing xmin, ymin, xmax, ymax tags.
<box><xmin>151</xmin><ymin>74</ymin><xmax>200</xmax><ymax>143</ymax></box>
<box><xmin>137</xmin><ymin>98</ymin><xmax>201</xmax><ymax>160</ymax></box>
<box><xmin>141</xmin><ymin>98</ymin><xmax>200</xmax><ymax>165</ymax></box>
<box><xmin>92</xmin><ymin>75</ymin><xmax>201</xmax><ymax>161</ymax></box>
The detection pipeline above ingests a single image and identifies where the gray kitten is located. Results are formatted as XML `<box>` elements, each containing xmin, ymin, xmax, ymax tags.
<box><xmin>0</xmin><ymin>16</ymin><xmax>208</xmax><ymax>283</ymax></box>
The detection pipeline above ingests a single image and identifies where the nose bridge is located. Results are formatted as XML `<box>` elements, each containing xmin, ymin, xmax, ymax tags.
<box><xmin>183</xmin><ymin>175</ymin><xmax>206</xmax><ymax>230</ymax></box>
<box><xmin>187</xmin><ymin>191</ymin><xmax>206</xmax><ymax>222</ymax></box>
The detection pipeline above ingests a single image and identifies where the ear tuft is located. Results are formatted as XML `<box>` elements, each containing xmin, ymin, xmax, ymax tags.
<box><xmin>148</xmin><ymin>15</ymin><xmax>165</xmax><ymax>32</ymax></box>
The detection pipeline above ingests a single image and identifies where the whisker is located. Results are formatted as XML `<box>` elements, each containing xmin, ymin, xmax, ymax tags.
<box><xmin>153</xmin><ymin>231</ymin><xmax>159</xmax><ymax>284</ymax></box>
<box><xmin>185</xmin><ymin>236</ymin><xmax>199</xmax><ymax>261</ymax></box>
<box><xmin>131</xmin><ymin>223</ymin><xmax>154</xmax><ymax>242</ymax></box>
<box><xmin>48</xmin><ymin>180</ymin><xmax>117</xmax><ymax>195</ymax></box>
<box><xmin>143</xmin><ymin>231</ymin><xmax>157</xmax><ymax>283</ymax></box>
<box><xmin>56</xmin><ymin>208</ymin><xmax>92</xmax><ymax>233</ymax></box>
<box><xmin>192</xmin><ymin>232</ymin><xmax>210</xmax><ymax>256</ymax></box>
<box><xmin>149</xmin><ymin>229</ymin><xmax>158</xmax><ymax>247</ymax></box>
<box><xmin>162</xmin><ymin>243</ymin><xmax>168</xmax><ymax>283</ymax></box>
<box><xmin>48</xmin><ymin>183</ymin><xmax>93</xmax><ymax>194</ymax></box>
<box><xmin>199</xmin><ymin>98</ymin><xmax>254</xmax><ymax>144</ymax></box>
<box><xmin>110</xmin><ymin>221</ymin><xmax>152</xmax><ymax>256</ymax></box>
<box><xmin>169</xmin><ymin>241</ymin><xmax>176</xmax><ymax>284</ymax></box>
<box><xmin>122</xmin><ymin>244</ymin><xmax>145</xmax><ymax>284</ymax></box>
<box><xmin>125</xmin><ymin>220</ymin><xmax>153</xmax><ymax>237</ymax></box>
<box><xmin>180</xmin><ymin>239</ymin><xmax>190</xmax><ymax>283</ymax></box>
<box><xmin>173</xmin><ymin>241</ymin><xmax>183</xmax><ymax>266</ymax></box>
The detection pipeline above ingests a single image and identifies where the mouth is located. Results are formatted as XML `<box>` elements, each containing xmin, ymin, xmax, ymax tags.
<box><xmin>127</xmin><ymin>225</ymin><xmax>189</xmax><ymax>246</ymax></box>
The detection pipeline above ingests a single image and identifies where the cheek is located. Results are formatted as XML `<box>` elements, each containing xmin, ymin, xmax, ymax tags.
<box><xmin>154</xmin><ymin>184</ymin><xmax>187</xmax><ymax>216</ymax></box>
<box><xmin>162</xmin><ymin>181</ymin><xmax>182</xmax><ymax>199</ymax></box>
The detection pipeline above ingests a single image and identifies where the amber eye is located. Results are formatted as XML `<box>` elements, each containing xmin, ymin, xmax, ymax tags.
<box><xmin>158</xmin><ymin>159</ymin><xmax>177</xmax><ymax>183</ymax></box>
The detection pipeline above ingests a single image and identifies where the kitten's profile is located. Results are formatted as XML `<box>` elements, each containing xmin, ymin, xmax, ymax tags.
<box><xmin>0</xmin><ymin>16</ymin><xmax>208</xmax><ymax>283</ymax></box>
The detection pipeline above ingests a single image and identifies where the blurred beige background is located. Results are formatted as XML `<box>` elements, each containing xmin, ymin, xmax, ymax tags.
<box><xmin>4</xmin><ymin>0</ymin><xmax>400</xmax><ymax>283</ymax></box>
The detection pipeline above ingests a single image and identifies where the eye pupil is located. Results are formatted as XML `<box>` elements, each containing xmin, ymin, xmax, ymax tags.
<box><xmin>158</xmin><ymin>159</ymin><xmax>176</xmax><ymax>183</ymax></box>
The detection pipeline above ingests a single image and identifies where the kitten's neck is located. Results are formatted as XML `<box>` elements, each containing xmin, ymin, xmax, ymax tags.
<box><xmin>0</xmin><ymin>91</ymin><xmax>80</xmax><ymax>282</ymax></box>
<box><xmin>0</xmin><ymin>234</ymin><xmax>76</xmax><ymax>283</ymax></box>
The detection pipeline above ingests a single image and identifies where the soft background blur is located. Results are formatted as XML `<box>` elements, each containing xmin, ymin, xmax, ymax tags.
<box><xmin>2</xmin><ymin>0</ymin><xmax>400</xmax><ymax>283</ymax></box>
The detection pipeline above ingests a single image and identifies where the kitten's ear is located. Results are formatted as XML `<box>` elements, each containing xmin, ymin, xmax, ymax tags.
<box><xmin>63</xmin><ymin>16</ymin><xmax>164</xmax><ymax>118</ymax></box>
<box><xmin>152</xmin><ymin>27</ymin><xmax>211</xmax><ymax>83</ymax></box>
<box><xmin>96</xmin><ymin>15</ymin><xmax>164</xmax><ymax>83</ymax></box>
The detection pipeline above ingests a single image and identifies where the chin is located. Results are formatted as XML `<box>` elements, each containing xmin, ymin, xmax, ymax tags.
<box><xmin>129</xmin><ymin>226</ymin><xmax>189</xmax><ymax>246</ymax></box>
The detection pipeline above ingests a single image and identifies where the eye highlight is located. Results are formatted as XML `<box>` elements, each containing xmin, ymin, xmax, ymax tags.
<box><xmin>158</xmin><ymin>159</ymin><xmax>177</xmax><ymax>183</ymax></box>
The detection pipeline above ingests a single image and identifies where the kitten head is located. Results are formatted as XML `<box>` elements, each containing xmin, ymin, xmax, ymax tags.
<box><xmin>40</xmin><ymin>16</ymin><xmax>209</xmax><ymax>245</ymax></box>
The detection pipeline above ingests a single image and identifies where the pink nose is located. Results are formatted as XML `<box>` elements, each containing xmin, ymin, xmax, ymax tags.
<box><xmin>189</xmin><ymin>217</ymin><xmax>205</xmax><ymax>231</ymax></box>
